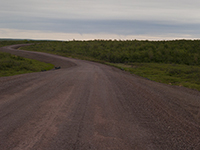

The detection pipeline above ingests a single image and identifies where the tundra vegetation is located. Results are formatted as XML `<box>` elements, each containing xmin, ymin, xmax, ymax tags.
<box><xmin>21</xmin><ymin>40</ymin><xmax>200</xmax><ymax>91</ymax></box>
<box><xmin>0</xmin><ymin>40</ymin><xmax>54</xmax><ymax>77</ymax></box>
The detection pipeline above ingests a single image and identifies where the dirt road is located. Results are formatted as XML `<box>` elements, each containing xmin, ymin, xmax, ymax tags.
<box><xmin>0</xmin><ymin>44</ymin><xmax>200</xmax><ymax>150</ymax></box>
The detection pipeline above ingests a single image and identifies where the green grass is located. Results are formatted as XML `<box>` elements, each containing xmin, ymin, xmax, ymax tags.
<box><xmin>108</xmin><ymin>63</ymin><xmax>200</xmax><ymax>91</ymax></box>
<box><xmin>0</xmin><ymin>52</ymin><xmax>54</xmax><ymax>77</ymax></box>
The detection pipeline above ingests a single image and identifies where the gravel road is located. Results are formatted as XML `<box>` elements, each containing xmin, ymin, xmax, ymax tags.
<box><xmin>0</xmin><ymin>44</ymin><xmax>200</xmax><ymax>150</ymax></box>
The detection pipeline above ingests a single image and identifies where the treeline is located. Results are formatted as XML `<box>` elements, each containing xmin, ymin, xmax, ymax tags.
<box><xmin>24</xmin><ymin>40</ymin><xmax>200</xmax><ymax>65</ymax></box>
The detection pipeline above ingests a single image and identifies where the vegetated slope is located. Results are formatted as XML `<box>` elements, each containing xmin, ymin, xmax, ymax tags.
<box><xmin>21</xmin><ymin>40</ymin><xmax>200</xmax><ymax>91</ymax></box>
<box><xmin>22</xmin><ymin>40</ymin><xmax>200</xmax><ymax>65</ymax></box>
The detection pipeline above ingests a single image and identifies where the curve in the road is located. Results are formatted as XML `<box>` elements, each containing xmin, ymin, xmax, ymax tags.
<box><xmin>0</xmin><ymin>44</ymin><xmax>200</xmax><ymax>150</ymax></box>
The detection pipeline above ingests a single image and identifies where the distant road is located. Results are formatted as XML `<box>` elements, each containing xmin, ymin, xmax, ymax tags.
<box><xmin>0</xmin><ymin>44</ymin><xmax>200</xmax><ymax>150</ymax></box>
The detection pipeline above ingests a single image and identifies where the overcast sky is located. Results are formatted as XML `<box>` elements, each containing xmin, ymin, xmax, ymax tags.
<box><xmin>1</xmin><ymin>0</ymin><xmax>200</xmax><ymax>40</ymax></box>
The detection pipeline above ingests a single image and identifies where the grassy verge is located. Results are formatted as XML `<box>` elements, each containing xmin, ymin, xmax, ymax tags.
<box><xmin>107</xmin><ymin>63</ymin><xmax>200</xmax><ymax>91</ymax></box>
<box><xmin>0</xmin><ymin>52</ymin><xmax>54</xmax><ymax>77</ymax></box>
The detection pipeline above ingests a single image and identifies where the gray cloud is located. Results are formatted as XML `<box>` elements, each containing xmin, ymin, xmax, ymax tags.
<box><xmin>1</xmin><ymin>0</ymin><xmax>200</xmax><ymax>21</ymax></box>
<box><xmin>1</xmin><ymin>17</ymin><xmax>200</xmax><ymax>36</ymax></box>
<box><xmin>1</xmin><ymin>0</ymin><xmax>200</xmax><ymax>39</ymax></box>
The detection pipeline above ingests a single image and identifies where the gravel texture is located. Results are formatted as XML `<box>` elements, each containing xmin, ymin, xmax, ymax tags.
<box><xmin>0</xmin><ymin>44</ymin><xmax>200</xmax><ymax>150</ymax></box>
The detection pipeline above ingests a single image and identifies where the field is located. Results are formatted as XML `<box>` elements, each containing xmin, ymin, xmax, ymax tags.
<box><xmin>21</xmin><ymin>40</ymin><xmax>200</xmax><ymax>91</ymax></box>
